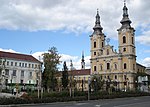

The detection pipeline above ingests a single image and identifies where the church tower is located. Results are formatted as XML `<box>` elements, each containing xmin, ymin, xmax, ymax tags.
<box><xmin>117</xmin><ymin>1</ymin><xmax>136</xmax><ymax>89</ymax></box>
<box><xmin>118</xmin><ymin>1</ymin><xmax>136</xmax><ymax>56</ymax></box>
<box><xmin>81</xmin><ymin>51</ymin><xmax>85</xmax><ymax>69</ymax></box>
<box><xmin>90</xmin><ymin>10</ymin><xmax>106</xmax><ymax>73</ymax></box>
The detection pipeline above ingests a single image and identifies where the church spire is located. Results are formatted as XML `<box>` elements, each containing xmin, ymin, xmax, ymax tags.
<box><xmin>120</xmin><ymin>0</ymin><xmax>132</xmax><ymax>29</ymax></box>
<box><xmin>93</xmin><ymin>9</ymin><xmax>103</xmax><ymax>34</ymax></box>
<box><xmin>81</xmin><ymin>51</ymin><xmax>85</xmax><ymax>69</ymax></box>
<box><xmin>81</xmin><ymin>51</ymin><xmax>85</xmax><ymax>62</ymax></box>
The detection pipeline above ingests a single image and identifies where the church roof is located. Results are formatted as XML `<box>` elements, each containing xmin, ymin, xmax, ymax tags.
<box><xmin>0</xmin><ymin>51</ymin><xmax>41</xmax><ymax>63</ymax></box>
<box><xmin>69</xmin><ymin>69</ymin><xmax>90</xmax><ymax>76</ymax></box>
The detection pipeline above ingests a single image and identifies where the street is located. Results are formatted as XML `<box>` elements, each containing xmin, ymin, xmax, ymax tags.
<box><xmin>24</xmin><ymin>96</ymin><xmax>150</xmax><ymax>107</ymax></box>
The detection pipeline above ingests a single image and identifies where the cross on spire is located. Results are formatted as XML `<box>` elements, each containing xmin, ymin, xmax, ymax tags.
<box><xmin>124</xmin><ymin>0</ymin><xmax>126</xmax><ymax>6</ymax></box>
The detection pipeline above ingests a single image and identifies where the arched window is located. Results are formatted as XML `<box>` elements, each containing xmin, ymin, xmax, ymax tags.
<box><xmin>124</xmin><ymin>63</ymin><xmax>127</xmax><ymax>69</ymax></box>
<box><xmin>94</xmin><ymin>66</ymin><xmax>97</xmax><ymax>71</ymax></box>
<box><xmin>100</xmin><ymin>64</ymin><xmax>103</xmax><ymax>71</ymax></box>
<box><xmin>124</xmin><ymin>75</ymin><xmax>127</xmax><ymax>80</ymax></box>
<box><xmin>94</xmin><ymin>42</ymin><xmax>96</xmax><ymax>48</ymax></box>
<box><xmin>133</xmin><ymin>64</ymin><xmax>135</xmax><ymax>70</ymax></box>
<box><xmin>123</xmin><ymin>48</ymin><xmax>126</xmax><ymax>52</ymax></box>
<box><xmin>114</xmin><ymin>64</ymin><xmax>117</xmax><ymax>69</ymax></box>
<box><xmin>102</xmin><ymin>42</ymin><xmax>104</xmax><ymax>47</ymax></box>
<box><xmin>132</xmin><ymin>37</ymin><xmax>134</xmax><ymax>44</ymax></box>
<box><xmin>115</xmin><ymin>75</ymin><xmax>117</xmax><ymax>79</ymax></box>
<box><xmin>107</xmin><ymin>49</ymin><xmax>109</xmax><ymax>55</ymax></box>
<box><xmin>107</xmin><ymin>63</ymin><xmax>110</xmax><ymax>70</ymax></box>
<box><xmin>123</xmin><ymin>36</ymin><xmax>126</xmax><ymax>43</ymax></box>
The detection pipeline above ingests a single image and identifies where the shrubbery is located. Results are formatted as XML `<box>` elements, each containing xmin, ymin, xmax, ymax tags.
<box><xmin>0</xmin><ymin>91</ymin><xmax>150</xmax><ymax>105</ymax></box>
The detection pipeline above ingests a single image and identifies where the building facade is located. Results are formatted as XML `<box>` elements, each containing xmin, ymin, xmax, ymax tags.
<box><xmin>0</xmin><ymin>51</ymin><xmax>42</xmax><ymax>91</ymax></box>
<box><xmin>90</xmin><ymin>2</ymin><xmax>146</xmax><ymax>91</ymax></box>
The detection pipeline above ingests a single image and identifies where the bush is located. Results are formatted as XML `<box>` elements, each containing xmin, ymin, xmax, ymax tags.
<box><xmin>0</xmin><ymin>91</ymin><xmax>150</xmax><ymax>105</ymax></box>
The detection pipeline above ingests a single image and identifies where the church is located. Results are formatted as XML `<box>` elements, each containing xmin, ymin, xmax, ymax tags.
<box><xmin>90</xmin><ymin>1</ymin><xmax>146</xmax><ymax>91</ymax></box>
<box><xmin>56</xmin><ymin>1</ymin><xmax>147</xmax><ymax>92</ymax></box>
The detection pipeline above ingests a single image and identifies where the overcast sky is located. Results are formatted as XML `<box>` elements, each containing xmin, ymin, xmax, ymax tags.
<box><xmin>0</xmin><ymin>0</ymin><xmax>150</xmax><ymax>69</ymax></box>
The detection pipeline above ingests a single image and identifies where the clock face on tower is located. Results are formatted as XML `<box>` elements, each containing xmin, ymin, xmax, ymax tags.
<box><xmin>122</xmin><ymin>28</ymin><xmax>126</xmax><ymax>32</ymax></box>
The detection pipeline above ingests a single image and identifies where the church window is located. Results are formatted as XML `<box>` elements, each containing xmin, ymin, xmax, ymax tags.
<box><xmin>100</xmin><ymin>64</ymin><xmax>103</xmax><ymax>70</ymax></box>
<box><xmin>82</xmin><ymin>65</ymin><xmax>84</xmax><ymax>69</ymax></box>
<box><xmin>94</xmin><ymin>42</ymin><xmax>96</xmax><ymax>48</ymax></box>
<box><xmin>123</xmin><ymin>36</ymin><xmax>126</xmax><ymax>43</ymax></box>
<box><xmin>107</xmin><ymin>63</ymin><xmax>110</xmax><ymax>70</ymax></box>
<box><xmin>107</xmin><ymin>76</ymin><xmax>110</xmax><ymax>79</ymax></box>
<box><xmin>124</xmin><ymin>63</ymin><xmax>127</xmax><ymax>69</ymax></box>
<box><xmin>115</xmin><ymin>75</ymin><xmax>117</xmax><ymax>79</ymax></box>
<box><xmin>102</xmin><ymin>42</ymin><xmax>104</xmax><ymax>47</ymax></box>
<box><xmin>123</xmin><ymin>48</ymin><xmax>126</xmax><ymax>52</ymax></box>
<box><xmin>107</xmin><ymin>49</ymin><xmax>109</xmax><ymax>55</ymax></box>
<box><xmin>94</xmin><ymin>52</ymin><xmax>96</xmax><ymax>56</ymax></box>
<box><xmin>132</xmin><ymin>48</ymin><xmax>134</xmax><ymax>53</ymax></box>
<box><xmin>114</xmin><ymin>64</ymin><xmax>117</xmax><ymax>69</ymax></box>
<box><xmin>101</xmin><ymin>50</ymin><xmax>103</xmax><ymax>55</ymax></box>
<box><xmin>133</xmin><ymin>64</ymin><xmax>135</xmax><ymax>70</ymax></box>
<box><xmin>94</xmin><ymin>66</ymin><xmax>97</xmax><ymax>71</ymax></box>
<box><xmin>124</xmin><ymin>75</ymin><xmax>127</xmax><ymax>80</ymax></box>
<box><xmin>132</xmin><ymin>37</ymin><xmax>134</xmax><ymax>44</ymax></box>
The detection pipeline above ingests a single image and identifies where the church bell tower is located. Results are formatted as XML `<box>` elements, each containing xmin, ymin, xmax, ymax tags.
<box><xmin>90</xmin><ymin>10</ymin><xmax>106</xmax><ymax>73</ymax></box>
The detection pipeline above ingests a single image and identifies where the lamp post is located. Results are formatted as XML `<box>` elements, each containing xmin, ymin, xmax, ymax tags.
<box><xmin>72</xmin><ymin>77</ymin><xmax>76</xmax><ymax>98</ymax></box>
<box><xmin>69</xmin><ymin>76</ymin><xmax>72</xmax><ymax>97</ymax></box>
<box><xmin>88</xmin><ymin>76</ymin><xmax>91</xmax><ymax>100</ymax></box>
<box><xmin>94</xmin><ymin>78</ymin><xmax>97</xmax><ymax>92</ymax></box>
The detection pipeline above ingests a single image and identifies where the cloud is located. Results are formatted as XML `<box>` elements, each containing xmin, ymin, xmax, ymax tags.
<box><xmin>135</xmin><ymin>30</ymin><xmax>150</xmax><ymax>45</ymax></box>
<box><xmin>0</xmin><ymin>0</ymin><xmax>150</xmax><ymax>39</ymax></box>
<box><xmin>31</xmin><ymin>51</ymin><xmax>45</xmax><ymax>62</ymax></box>
<box><xmin>31</xmin><ymin>52</ymin><xmax>91</xmax><ymax>70</ymax></box>
<box><xmin>141</xmin><ymin>57</ymin><xmax>150</xmax><ymax>67</ymax></box>
<box><xmin>60</xmin><ymin>54</ymin><xmax>90</xmax><ymax>70</ymax></box>
<box><xmin>0</xmin><ymin>48</ymin><xmax>19</xmax><ymax>53</ymax></box>
<box><xmin>14</xmin><ymin>50</ymin><xmax>88</xmax><ymax>70</ymax></box>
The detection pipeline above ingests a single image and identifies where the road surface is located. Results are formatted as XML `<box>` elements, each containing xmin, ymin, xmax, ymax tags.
<box><xmin>23</xmin><ymin>96</ymin><xmax>150</xmax><ymax>107</ymax></box>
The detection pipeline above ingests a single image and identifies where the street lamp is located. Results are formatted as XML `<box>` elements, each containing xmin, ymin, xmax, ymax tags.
<box><xmin>88</xmin><ymin>76</ymin><xmax>91</xmax><ymax>100</ymax></box>
<box><xmin>94</xmin><ymin>78</ymin><xmax>97</xmax><ymax>92</ymax></box>
<box><xmin>72</xmin><ymin>77</ymin><xmax>76</xmax><ymax>98</ymax></box>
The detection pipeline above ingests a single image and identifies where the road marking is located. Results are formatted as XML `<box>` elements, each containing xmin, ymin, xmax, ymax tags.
<box><xmin>76</xmin><ymin>103</ymin><xmax>88</xmax><ymax>106</ymax></box>
<box><xmin>114</xmin><ymin>101</ymin><xmax>150</xmax><ymax>107</ymax></box>
<box><xmin>95</xmin><ymin>105</ymin><xmax>101</xmax><ymax>107</ymax></box>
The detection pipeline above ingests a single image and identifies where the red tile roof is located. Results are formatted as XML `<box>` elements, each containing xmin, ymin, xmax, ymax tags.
<box><xmin>68</xmin><ymin>69</ymin><xmax>91</xmax><ymax>76</ymax></box>
<box><xmin>0</xmin><ymin>51</ymin><xmax>41</xmax><ymax>63</ymax></box>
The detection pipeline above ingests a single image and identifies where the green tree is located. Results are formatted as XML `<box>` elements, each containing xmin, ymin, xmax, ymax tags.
<box><xmin>62</xmin><ymin>61</ymin><xmax>69</xmax><ymax>90</ymax></box>
<box><xmin>90</xmin><ymin>75</ymin><xmax>104</xmax><ymax>92</ymax></box>
<box><xmin>42</xmin><ymin>47</ymin><xmax>61</xmax><ymax>92</ymax></box>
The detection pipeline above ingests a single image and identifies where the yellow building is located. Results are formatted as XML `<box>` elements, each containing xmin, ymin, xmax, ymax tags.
<box><xmin>90</xmin><ymin>2</ymin><xmax>146</xmax><ymax>91</ymax></box>
<box><xmin>56</xmin><ymin>56</ymin><xmax>90</xmax><ymax>92</ymax></box>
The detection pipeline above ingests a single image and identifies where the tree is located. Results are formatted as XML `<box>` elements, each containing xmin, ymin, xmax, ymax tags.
<box><xmin>42</xmin><ymin>47</ymin><xmax>61</xmax><ymax>92</ymax></box>
<box><xmin>62</xmin><ymin>61</ymin><xmax>69</xmax><ymax>89</ymax></box>
<box><xmin>90</xmin><ymin>75</ymin><xmax>104</xmax><ymax>92</ymax></box>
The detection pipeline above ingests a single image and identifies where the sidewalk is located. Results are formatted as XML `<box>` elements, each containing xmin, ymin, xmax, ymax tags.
<box><xmin>0</xmin><ymin>92</ymin><xmax>14</xmax><ymax>98</ymax></box>
<box><xmin>0</xmin><ymin>92</ymin><xmax>24</xmax><ymax>98</ymax></box>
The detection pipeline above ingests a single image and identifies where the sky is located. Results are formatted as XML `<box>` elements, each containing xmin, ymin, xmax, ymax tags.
<box><xmin>0</xmin><ymin>0</ymin><xmax>150</xmax><ymax>70</ymax></box>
